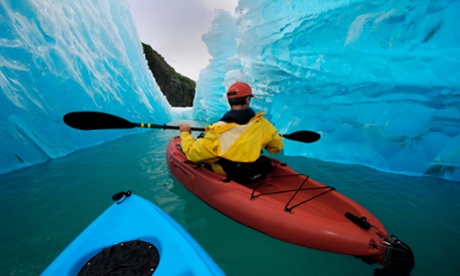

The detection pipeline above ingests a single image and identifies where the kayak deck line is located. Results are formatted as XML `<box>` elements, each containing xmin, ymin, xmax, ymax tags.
<box><xmin>189</xmin><ymin>160</ymin><xmax>338</xmax><ymax>213</ymax></box>
<box><xmin>247</xmin><ymin>172</ymin><xmax>336</xmax><ymax>213</ymax></box>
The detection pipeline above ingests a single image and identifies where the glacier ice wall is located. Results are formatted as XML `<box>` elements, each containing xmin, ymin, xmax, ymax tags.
<box><xmin>194</xmin><ymin>0</ymin><xmax>460</xmax><ymax>181</ymax></box>
<box><xmin>0</xmin><ymin>0</ymin><xmax>171</xmax><ymax>174</ymax></box>
<box><xmin>193</xmin><ymin>10</ymin><xmax>242</xmax><ymax>122</ymax></box>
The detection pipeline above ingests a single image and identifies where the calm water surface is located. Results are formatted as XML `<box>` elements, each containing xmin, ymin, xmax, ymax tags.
<box><xmin>0</xmin><ymin>130</ymin><xmax>459</xmax><ymax>275</ymax></box>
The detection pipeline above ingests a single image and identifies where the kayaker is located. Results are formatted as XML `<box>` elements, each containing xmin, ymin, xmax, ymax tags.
<box><xmin>178</xmin><ymin>81</ymin><xmax>284</xmax><ymax>184</ymax></box>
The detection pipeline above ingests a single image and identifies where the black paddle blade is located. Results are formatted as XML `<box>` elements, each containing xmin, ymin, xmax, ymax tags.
<box><xmin>282</xmin><ymin>130</ymin><xmax>321</xmax><ymax>143</ymax></box>
<box><xmin>63</xmin><ymin>112</ymin><xmax>137</xmax><ymax>130</ymax></box>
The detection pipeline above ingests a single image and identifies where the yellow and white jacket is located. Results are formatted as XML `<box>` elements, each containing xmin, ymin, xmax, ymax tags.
<box><xmin>180</xmin><ymin>112</ymin><xmax>284</xmax><ymax>175</ymax></box>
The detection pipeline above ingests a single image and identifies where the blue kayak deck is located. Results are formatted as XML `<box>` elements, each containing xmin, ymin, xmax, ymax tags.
<box><xmin>42</xmin><ymin>193</ymin><xmax>223</xmax><ymax>275</ymax></box>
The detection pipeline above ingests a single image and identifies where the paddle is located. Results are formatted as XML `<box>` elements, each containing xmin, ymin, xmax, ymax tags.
<box><xmin>63</xmin><ymin>111</ymin><xmax>321</xmax><ymax>143</ymax></box>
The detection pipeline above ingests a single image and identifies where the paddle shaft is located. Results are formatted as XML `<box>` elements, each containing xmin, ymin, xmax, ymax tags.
<box><xmin>136</xmin><ymin>123</ymin><xmax>204</xmax><ymax>132</ymax></box>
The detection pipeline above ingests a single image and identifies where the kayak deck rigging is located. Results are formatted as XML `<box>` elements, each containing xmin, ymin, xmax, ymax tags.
<box><xmin>248</xmin><ymin>173</ymin><xmax>336</xmax><ymax>213</ymax></box>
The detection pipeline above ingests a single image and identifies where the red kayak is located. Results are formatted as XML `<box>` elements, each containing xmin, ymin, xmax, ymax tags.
<box><xmin>166</xmin><ymin>137</ymin><xmax>414</xmax><ymax>273</ymax></box>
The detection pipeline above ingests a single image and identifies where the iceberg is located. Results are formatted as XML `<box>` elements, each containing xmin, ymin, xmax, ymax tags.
<box><xmin>0</xmin><ymin>0</ymin><xmax>171</xmax><ymax>174</ymax></box>
<box><xmin>194</xmin><ymin>0</ymin><xmax>460</xmax><ymax>181</ymax></box>
<box><xmin>0</xmin><ymin>0</ymin><xmax>459</xmax><ymax>182</ymax></box>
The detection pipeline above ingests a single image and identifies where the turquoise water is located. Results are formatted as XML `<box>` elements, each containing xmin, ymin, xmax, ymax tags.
<box><xmin>0</xmin><ymin>130</ymin><xmax>459</xmax><ymax>275</ymax></box>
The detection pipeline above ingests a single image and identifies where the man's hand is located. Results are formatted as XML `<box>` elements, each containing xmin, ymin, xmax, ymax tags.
<box><xmin>179</xmin><ymin>124</ymin><xmax>191</xmax><ymax>134</ymax></box>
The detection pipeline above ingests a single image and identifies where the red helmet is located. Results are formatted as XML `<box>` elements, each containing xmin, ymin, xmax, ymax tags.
<box><xmin>226</xmin><ymin>82</ymin><xmax>255</xmax><ymax>99</ymax></box>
